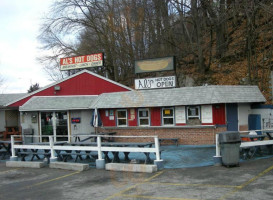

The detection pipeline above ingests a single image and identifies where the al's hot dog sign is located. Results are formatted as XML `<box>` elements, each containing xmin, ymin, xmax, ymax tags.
<box><xmin>60</xmin><ymin>53</ymin><xmax>103</xmax><ymax>71</ymax></box>
<box><xmin>135</xmin><ymin>76</ymin><xmax>176</xmax><ymax>90</ymax></box>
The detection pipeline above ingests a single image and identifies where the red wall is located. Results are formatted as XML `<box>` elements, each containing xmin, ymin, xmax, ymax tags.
<box><xmin>101</xmin><ymin>105</ymin><xmax>226</xmax><ymax>127</ymax></box>
<box><xmin>100</xmin><ymin>110</ymin><xmax>116</xmax><ymax>127</ymax></box>
<box><xmin>128</xmin><ymin>108</ymin><xmax>137</xmax><ymax>126</ymax></box>
<box><xmin>9</xmin><ymin>72</ymin><xmax>131</xmax><ymax>107</ymax></box>
<box><xmin>213</xmin><ymin>104</ymin><xmax>226</xmax><ymax>125</ymax></box>
<box><xmin>151</xmin><ymin>107</ymin><xmax>161</xmax><ymax>126</ymax></box>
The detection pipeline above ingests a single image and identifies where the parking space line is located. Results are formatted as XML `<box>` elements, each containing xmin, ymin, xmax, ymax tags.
<box><xmin>104</xmin><ymin>170</ymin><xmax>165</xmax><ymax>200</ymax></box>
<box><xmin>219</xmin><ymin>164</ymin><xmax>273</xmax><ymax>200</ymax></box>
<box><xmin>147</xmin><ymin>182</ymin><xmax>239</xmax><ymax>188</ymax></box>
<box><xmin>24</xmin><ymin>170</ymin><xmax>81</xmax><ymax>189</ymax></box>
<box><xmin>0</xmin><ymin>168</ymin><xmax>20</xmax><ymax>175</ymax></box>
<box><xmin>120</xmin><ymin>194</ymin><xmax>198</xmax><ymax>200</ymax></box>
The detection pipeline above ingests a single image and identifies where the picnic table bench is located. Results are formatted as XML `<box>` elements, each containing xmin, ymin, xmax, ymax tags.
<box><xmin>159</xmin><ymin>138</ymin><xmax>179</xmax><ymax>146</ymax></box>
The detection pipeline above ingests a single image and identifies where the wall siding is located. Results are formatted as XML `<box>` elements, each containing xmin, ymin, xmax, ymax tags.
<box><xmin>9</xmin><ymin>72</ymin><xmax>131</xmax><ymax>107</ymax></box>
<box><xmin>99</xmin><ymin>126</ymin><xmax>227</xmax><ymax>145</ymax></box>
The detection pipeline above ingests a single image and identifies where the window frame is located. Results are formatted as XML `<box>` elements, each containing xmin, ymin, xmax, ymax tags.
<box><xmin>138</xmin><ymin>108</ymin><xmax>150</xmax><ymax>126</ymax></box>
<box><xmin>187</xmin><ymin>106</ymin><xmax>201</xmax><ymax>120</ymax></box>
<box><xmin>116</xmin><ymin>109</ymin><xmax>128</xmax><ymax>127</ymax></box>
<box><xmin>162</xmin><ymin>107</ymin><xmax>175</xmax><ymax>126</ymax></box>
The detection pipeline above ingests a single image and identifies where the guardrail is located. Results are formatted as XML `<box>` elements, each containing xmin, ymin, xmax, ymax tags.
<box><xmin>10</xmin><ymin>135</ymin><xmax>162</xmax><ymax>165</ymax></box>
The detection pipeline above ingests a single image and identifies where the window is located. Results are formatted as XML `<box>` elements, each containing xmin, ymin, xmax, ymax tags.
<box><xmin>187</xmin><ymin>106</ymin><xmax>200</xmax><ymax>119</ymax></box>
<box><xmin>162</xmin><ymin>108</ymin><xmax>174</xmax><ymax>125</ymax></box>
<box><xmin>138</xmin><ymin>108</ymin><xmax>150</xmax><ymax>126</ymax></box>
<box><xmin>116</xmin><ymin>109</ymin><xmax>127</xmax><ymax>126</ymax></box>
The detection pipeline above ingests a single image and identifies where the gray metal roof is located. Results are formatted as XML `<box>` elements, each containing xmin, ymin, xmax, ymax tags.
<box><xmin>20</xmin><ymin>95</ymin><xmax>98</xmax><ymax>111</ymax></box>
<box><xmin>92</xmin><ymin>85</ymin><xmax>266</xmax><ymax>109</ymax></box>
<box><xmin>0</xmin><ymin>93</ymin><xmax>26</xmax><ymax>107</ymax></box>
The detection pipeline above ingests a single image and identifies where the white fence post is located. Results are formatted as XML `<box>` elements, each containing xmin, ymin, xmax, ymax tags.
<box><xmin>10</xmin><ymin>136</ymin><xmax>18</xmax><ymax>161</ymax></box>
<box><xmin>154</xmin><ymin>136</ymin><xmax>161</xmax><ymax>161</ymax></box>
<box><xmin>96</xmin><ymin>135</ymin><xmax>105</xmax><ymax>169</ymax></box>
<box><xmin>154</xmin><ymin>136</ymin><xmax>164</xmax><ymax>169</ymax></box>
<box><xmin>49</xmin><ymin>136</ymin><xmax>57</xmax><ymax>162</ymax></box>
<box><xmin>213</xmin><ymin>133</ymin><xmax>222</xmax><ymax>166</ymax></box>
<box><xmin>97</xmin><ymin>136</ymin><xmax>102</xmax><ymax>160</ymax></box>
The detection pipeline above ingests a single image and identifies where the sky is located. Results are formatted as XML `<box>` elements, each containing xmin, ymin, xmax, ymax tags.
<box><xmin>0</xmin><ymin>0</ymin><xmax>54</xmax><ymax>94</ymax></box>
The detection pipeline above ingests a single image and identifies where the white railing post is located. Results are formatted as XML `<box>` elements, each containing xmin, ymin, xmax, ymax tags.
<box><xmin>10</xmin><ymin>135</ymin><xmax>18</xmax><ymax>161</ymax></box>
<box><xmin>154</xmin><ymin>136</ymin><xmax>161</xmax><ymax>161</ymax></box>
<box><xmin>97</xmin><ymin>136</ymin><xmax>102</xmax><ymax>160</ymax></box>
<box><xmin>154</xmin><ymin>136</ymin><xmax>164</xmax><ymax>169</ymax></box>
<box><xmin>96</xmin><ymin>135</ymin><xmax>105</xmax><ymax>169</ymax></box>
<box><xmin>215</xmin><ymin>134</ymin><xmax>220</xmax><ymax>157</ymax></box>
<box><xmin>49</xmin><ymin>136</ymin><xmax>57</xmax><ymax>162</ymax></box>
<box><xmin>213</xmin><ymin>133</ymin><xmax>222</xmax><ymax>166</ymax></box>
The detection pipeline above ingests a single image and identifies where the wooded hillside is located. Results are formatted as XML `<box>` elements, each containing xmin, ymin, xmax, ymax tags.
<box><xmin>38</xmin><ymin>0</ymin><xmax>273</xmax><ymax>102</ymax></box>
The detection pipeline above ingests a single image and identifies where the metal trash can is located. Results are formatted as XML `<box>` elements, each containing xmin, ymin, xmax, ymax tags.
<box><xmin>23</xmin><ymin>129</ymin><xmax>34</xmax><ymax>144</ymax></box>
<box><xmin>219</xmin><ymin>131</ymin><xmax>241</xmax><ymax>167</ymax></box>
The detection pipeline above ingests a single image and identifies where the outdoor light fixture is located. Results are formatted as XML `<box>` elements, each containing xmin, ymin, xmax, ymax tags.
<box><xmin>54</xmin><ymin>85</ymin><xmax>61</xmax><ymax>91</ymax></box>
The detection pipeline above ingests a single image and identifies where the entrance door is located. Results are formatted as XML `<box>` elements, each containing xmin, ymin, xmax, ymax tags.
<box><xmin>40</xmin><ymin>111</ymin><xmax>68</xmax><ymax>142</ymax></box>
<box><xmin>226</xmin><ymin>103</ymin><xmax>238</xmax><ymax>131</ymax></box>
<box><xmin>55</xmin><ymin>111</ymin><xmax>68</xmax><ymax>141</ymax></box>
<box><xmin>41</xmin><ymin>112</ymin><xmax>54</xmax><ymax>142</ymax></box>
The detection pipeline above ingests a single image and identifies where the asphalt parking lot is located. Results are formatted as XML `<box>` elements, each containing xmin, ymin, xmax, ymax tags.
<box><xmin>1</xmin><ymin>158</ymin><xmax>273</xmax><ymax>200</ymax></box>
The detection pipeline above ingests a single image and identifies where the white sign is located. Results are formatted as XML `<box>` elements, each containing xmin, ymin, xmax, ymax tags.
<box><xmin>175</xmin><ymin>106</ymin><xmax>186</xmax><ymax>124</ymax></box>
<box><xmin>201</xmin><ymin>105</ymin><xmax>213</xmax><ymax>123</ymax></box>
<box><xmin>60</xmin><ymin>53</ymin><xmax>103</xmax><ymax>71</ymax></box>
<box><xmin>135</xmin><ymin>76</ymin><xmax>176</xmax><ymax>90</ymax></box>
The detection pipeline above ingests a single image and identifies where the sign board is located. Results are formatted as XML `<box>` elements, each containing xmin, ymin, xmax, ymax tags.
<box><xmin>71</xmin><ymin>118</ymin><xmax>81</xmax><ymax>124</ymax></box>
<box><xmin>175</xmin><ymin>106</ymin><xmax>186</xmax><ymax>124</ymax></box>
<box><xmin>135</xmin><ymin>56</ymin><xmax>175</xmax><ymax>73</ymax></box>
<box><xmin>135</xmin><ymin>76</ymin><xmax>176</xmax><ymax>90</ymax></box>
<box><xmin>201</xmin><ymin>105</ymin><xmax>213</xmax><ymax>123</ymax></box>
<box><xmin>60</xmin><ymin>53</ymin><xmax>103</xmax><ymax>71</ymax></box>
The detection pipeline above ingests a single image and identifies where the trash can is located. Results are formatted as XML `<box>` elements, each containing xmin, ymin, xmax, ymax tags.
<box><xmin>219</xmin><ymin>131</ymin><xmax>241</xmax><ymax>167</ymax></box>
<box><xmin>23</xmin><ymin>129</ymin><xmax>34</xmax><ymax>144</ymax></box>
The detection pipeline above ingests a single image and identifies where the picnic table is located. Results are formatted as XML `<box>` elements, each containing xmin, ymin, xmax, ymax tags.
<box><xmin>73</xmin><ymin>132</ymin><xmax>116</xmax><ymax>142</ymax></box>
<box><xmin>240</xmin><ymin>134</ymin><xmax>267</xmax><ymax>159</ymax></box>
<box><xmin>18</xmin><ymin>142</ymin><xmax>67</xmax><ymax>162</ymax></box>
<box><xmin>0</xmin><ymin>140</ymin><xmax>22</xmax><ymax>159</ymax></box>
<box><xmin>66</xmin><ymin>141</ymin><xmax>154</xmax><ymax>163</ymax></box>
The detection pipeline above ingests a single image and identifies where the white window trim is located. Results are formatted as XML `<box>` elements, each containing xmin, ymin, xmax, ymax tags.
<box><xmin>162</xmin><ymin>107</ymin><xmax>175</xmax><ymax>126</ymax></box>
<box><xmin>187</xmin><ymin>106</ymin><xmax>201</xmax><ymax>120</ymax></box>
<box><xmin>138</xmin><ymin>108</ymin><xmax>150</xmax><ymax>126</ymax></box>
<box><xmin>116</xmin><ymin>109</ymin><xmax>128</xmax><ymax>127</ymax></box>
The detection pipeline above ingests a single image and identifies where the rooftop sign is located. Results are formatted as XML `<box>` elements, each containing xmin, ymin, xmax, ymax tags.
<box><xmin>135</xmin><ymin>76</ymin><xmax>176</xmax><ymax>90</ymax></box>
<box><xmin>60</xmin><ymin>53</ymin><xmax>103</xmax><ymax>71</ymax></box>
<box><xmin>135</xmin><ymin>56</ymin><xmax>175</xmax><ymax>74</ymax></box>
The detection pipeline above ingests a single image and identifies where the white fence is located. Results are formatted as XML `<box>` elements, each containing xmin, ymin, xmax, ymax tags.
<box><xmin>10</xmin><ymin>135</ymin><xmax>162</xmax><ymax>162</ymax></box>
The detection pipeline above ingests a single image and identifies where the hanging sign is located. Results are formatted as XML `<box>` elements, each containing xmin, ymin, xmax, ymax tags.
<box><xmin>135</xmin><ymin>76</ymin><xmax>176</xmax><ymax>90</ymax></box>
<box><xmin>60</xmin><ymin>53</ymin><xmax>103</xmax><ymax>71</ymax></box>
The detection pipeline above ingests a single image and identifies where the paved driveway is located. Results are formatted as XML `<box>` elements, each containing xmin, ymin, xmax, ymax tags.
<box><xmin>1</xmin><ymin>157</ymin><xmax>273</xmax><ymax>200</ymax></box>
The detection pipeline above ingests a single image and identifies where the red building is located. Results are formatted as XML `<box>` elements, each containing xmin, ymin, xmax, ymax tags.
<box><xmin>4</xmin><ymin>70</ymin><xmax>266</xmax><ymax>145</ymax></box>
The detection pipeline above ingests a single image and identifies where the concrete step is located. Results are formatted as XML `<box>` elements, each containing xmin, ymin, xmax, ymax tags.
<box><xmin>50</xmin><ymin>162</ymin><xmax>89</xmax><ymax>171</ymax></box>
<box><xmin>6</xmin><ymin>161</ymin><xmax>46</xmax><ymax>168</ymax></box>
<box><xmin>105</xmin><ymin>163</ymin><xmax>157</xmax><ymax>173</ymax></box>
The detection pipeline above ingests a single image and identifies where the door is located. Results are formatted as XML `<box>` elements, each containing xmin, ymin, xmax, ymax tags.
<box><xmin>226</xmin><ymin>103</ymin><xmax>238</xmax><ymax>131</ymax></box>
<box><xmin>40</xmin><ymin>111</ymin><xmax>68</xmax><ymax>142</ymax></box>
<box><xmin>248</xmin><ymin>114</ymin><xmax>261</xmax><ymax>135</ymax></box>
<box><xmin>41</xmin><ymin>112</ymin><xmax>54</xmax><ymax>142</ymax></box>
<box><xmin>55</xmin><ymin>111</ymin><xmax>68</xmax><ymax>141</ymax></box>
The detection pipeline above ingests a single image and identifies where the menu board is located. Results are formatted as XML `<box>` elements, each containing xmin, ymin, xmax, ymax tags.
<box><xmin>175</xmin><ymin>106</ymin><xmax>186</xmax><ymax>124</ymax></box>
<box><xmin>201</xmin><ymin>105</ymin><xmax>213</xmax><ymax>123</ymax></box>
